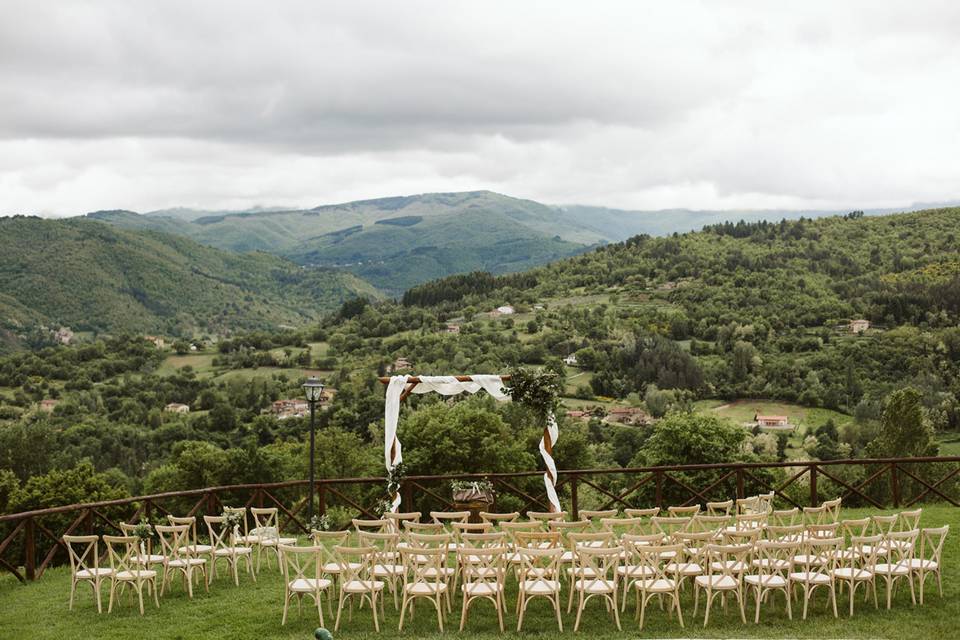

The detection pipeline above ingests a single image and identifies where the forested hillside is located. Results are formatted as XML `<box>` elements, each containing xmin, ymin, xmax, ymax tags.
<box><xmin>0</xmin><ymin>217</ymin><xmax>380</xmax><ymax>350</ymax></box>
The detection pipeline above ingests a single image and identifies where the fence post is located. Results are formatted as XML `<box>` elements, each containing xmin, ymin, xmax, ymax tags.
<box><xmin>736</xmin><ymin>468</ymin><xmax>745</xmax><ymax>500</ymax></box>
<box><xmin>570</xmin><ymin>475</ymin><xmax>579</xmax><ymax>520</ymax></box>
<box><xmin>891</xmin><ymin>463</ymin><xmax>901</xmax><ymax>508</ymax></box>
<box><xmin>809</xmin><ymin>465</ymin><xmax>818</xmax><ymax>507</ymax></box>
<box><xmin>655</xmin><ymin>471</ymin><xmax>663</xmax><ymax>510</ymax></box>
<box><xmin>144</xmin><ymin>499</ymin><xmax>152</xmax><ymax>523</ymax></box>
<box><xmin>318</xmin><ymin>484</ymin><xmax>327</xmax><ymax>517</ymax></box>
<box><xmin>402</xmin><ymin>480</ymin><xmax>414</xmax><ymax>514</ymax></box>
<box><xmin>24</xmin><ymin>517</ymin><xmax>36</xmax><ymax>581</ymax></box>
<box><xmin>206</xmin><ymin>492</ymin><xmax>216</xmax><ymax>516</ymax></box>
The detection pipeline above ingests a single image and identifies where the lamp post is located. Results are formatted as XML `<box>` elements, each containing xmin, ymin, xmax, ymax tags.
<box><xmin>302</xmin><ymin>376</ymin><xmax>325</xmax><ymax>522</ymax></box>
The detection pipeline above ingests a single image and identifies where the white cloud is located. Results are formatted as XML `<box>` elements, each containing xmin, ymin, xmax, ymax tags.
<box><xmin>1</xmin><ymin>0</ymin><xmax>958</xmax><ymax>215</ymax></box>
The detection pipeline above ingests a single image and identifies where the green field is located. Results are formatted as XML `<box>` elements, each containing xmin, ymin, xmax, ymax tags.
<box><xmin>0</xmin><ymin>505</ymin><xmax>956</xmax><ymax>639</ymax></box>
<box><xmin>694</xmin><ymin>399</ymin><xmax>853</xmax><ymax>432</ymax></box>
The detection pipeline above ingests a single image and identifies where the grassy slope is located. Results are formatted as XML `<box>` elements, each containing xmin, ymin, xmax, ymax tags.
<box><xmin>0</xmin><ymin>505</ymin><xmax>956</xmax><ymax>639</ymax></box>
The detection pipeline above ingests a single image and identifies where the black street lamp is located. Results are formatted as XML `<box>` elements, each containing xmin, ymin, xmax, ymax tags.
<box><xmin>302</xmin><ymin>375</ymin><xmax>325</xmax><ymax>522</ymax></box>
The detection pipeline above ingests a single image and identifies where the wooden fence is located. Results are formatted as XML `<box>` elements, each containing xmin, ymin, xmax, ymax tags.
<box><xmin>2</xmin><ymin>456</ymin><xmax>958</xmax><ymax>583</ymax></box>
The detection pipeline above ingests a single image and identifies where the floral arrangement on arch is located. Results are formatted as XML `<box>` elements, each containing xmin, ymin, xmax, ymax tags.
<box><xmin>451</xmin><ymin>478</ymin><xmax>495</xmax><ymax>503</ymax></box>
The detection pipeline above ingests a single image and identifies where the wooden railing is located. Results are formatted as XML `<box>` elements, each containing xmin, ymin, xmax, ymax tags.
<box><xmin>2</xmin><ymin>456</ymin><xmax>958</xmax><ymax>583</ymax></box>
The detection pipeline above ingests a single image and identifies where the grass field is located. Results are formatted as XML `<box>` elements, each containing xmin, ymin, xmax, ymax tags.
<box><xmin>1</xmin><ymin>505</ymin><xmax>956</xmax><ymax>639</ymax></box>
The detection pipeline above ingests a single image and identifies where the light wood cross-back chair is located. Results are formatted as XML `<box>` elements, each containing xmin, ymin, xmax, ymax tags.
<box><xmin>405</xmin><ymin>532</ymin><xmax>456</xmax><ymax>611</ymax></box>
<box><xmin>744</xmin><ymin>539</ymin><xmax>795</xmax><ymax>623</ymax></box>
<box><xmin>564</xmin><ymin>531</ymin><xmax>615</xmax><ymax>611</ymax></box>
<box><xmin>600</xmin><ymin>516</ymin><xmax>647</xmax><ymax>539</ymax></box>
<box><xmin>310</xmin><ymin>530</ymin><xmax>351</xmax><ymax>615</ymax></box>
<box><xmin>731</xmin><ymin>512</ymin><xmax>767</xmax><ymax>533</ymax></box>
<box><xmin>223</xmin><ymin>506</ymin><xmax>257</xmax><ymax>546</ymax></box>
<box><xmin>821</xmin><ymin>497</ymin><xmax>842</xmax><ymax>522</ymax></box>
<box><xmin>154</xmin><ymin>524</ymin><xmax>208</xmax><ymax>599</ymax></box>
<box><xmin>736</xmin><ymin>496</ymin><xmax>762</xmax><ymax>515</ymax></box>
<box><xmin>278</xmin><ymin>544</ymin><xmax>332</xmax><ymax>626</ymax></box>
<box><xmin>456</xmin><ymin>545</ymin><xmax>507</xmax><ymax>631</ymax></box>
<box><xmin>478</xmin><ymin>511</ymin><xmax>520</xmax><ymax>526</ymax></box>
<box><xmin>871</xmin><ymin>528</ymin><xmax>918</xmax><ymax>609</ymax></box>
<box><xmin>353</xmin><ymin>518</ymin><xmax>390</xmax><ymax>534</ymax></box>
<box><xmin>667</xmin><ymin>504</ymin><xmax>701</xmax><ymax>518</ymax></box>
<box><xmin>203</xmin><ymin>515</ymin><xmax>256</xmax><ymax>586</ymax></box>
<box><xmin>250</xmin><ymin>507</ymin><xmax>297</xmax><ymax>571</ymax></box>
<box><xmin>706</xmin><ymin>500</ymin><xmax>733</xmax><ymax>516</ymax></box>
<box><xmin>452</xmin><ymin>521</ymin><xmax>492</xmax><ymax>544</ymax></box>
<box><xmin>892</xmin><ymin>509</ymin><xmax>924</xmax><ymax>553</ymax></box>
<box><xmin>670</xmin><ymin>531</ymin><xmax>711</xmax><ymax>587</ymax></box>
<box><xmin>431</xmin><ymin>511</ymin><xmax>471</xmax><ymax>551</ymax></box>
<box><xmin>63</xmin><ymin>534</ymin><xmax>112</xmax><ymax>613</ymax></box>
<box><xmin>694</xmin><ymin>543</ymin><xmax>751</xmax><ymax>626</ymax></box>
<box><xmin>690</xmin><ymin>514</ymin><xmax>729</xmax><ymax>537</ymax></box>
<box><xmin>619</xmin><ymin>533</ymin><xmax>667</xmax><ymax>611</ymax></box>
<box><xmin>384</xmin><ymin>511</ymin><xmax>420</xmax><ymax>534</ymax></box>
<box><xmin>527</xmin><ymin>510</ymin><xmax>568</xmax><ymax>524</ymax></box>
<box><xmin>103</xmin><ymin>534</ymin><xmax>160</xmax><ymax>615</ymax></box>
<box><xmin>652</xmin><ymin>515</ymin><xmax>691</xmax><ymax>542</ymax></box>
<box><xmin>771</xmin><ymin>508</ymin><xmax>800</xmax><ymax>527</ymax></box>
<box><xmin>863</xmin><ymin>514</ymin><xmax>899</xmax><ymax>558</ymax></box>
<box><xmin>359</xmin><ymin>531</ymin><xmax>403</xmax><ymax>610</ymax></box>
<box><xmin>630</xmin><ymin>542</ymin><xmax>684</xmax><ymax>631</ymax></box>
<box><xmin>802</xmin><ymin>505</ymin><xmax>829</xmax><ymax>527</ymax></box>
<box><xmin>833</xmin><ymin>534</ymin><xmax>879</xmax><ymax>616</ymax></box>
<box><xmin>788</xmin><ymin>536</ymin><xmax>841</xmax><ymax>619</ymax></box>
<box><xmin>500</xmin><ymin>521</ymin><xmax>544</xmax><ymax>573</ymax></box>
<box><xmin>167</xmin><ymin>515</ymin><xmax>212</xmax><ymax>558</ymax></box>
<box><xmin>625</xmin><ymin>507</ymin><xmax>660</xmax><ymax>518</ymax></box>
<box><xmin>549</xmin><ymin>520</ymin><xmax>590</xmax><ymax>566</ymax></box>
<box><xmin>571</xmin><ymin>545</ymin><xmax>623</xmax><ymax>631</ymax></box>
<box><xmin>911</xmin><ymin>525</ymin><xmax>948</xmax><ymax>604</ymax></box>
<box><xmin>516</xmin><ymin>546</ymin><xmax>564</xmax><ymax>632</ymax></box>
<box><xmin>333</xmin><ymin>545</ymin><xmax>384</xmax><ymax>632</ymax></box>
<box><xmin>767</xmin><ymin>524</ymin><xmax>804</xmax><ymax>545</ymax></box>
<box><xmin>118</xmin><ymin>522</ymin><xmax>165</xmax><ymax>570</ymax></box>
<box><xmin>398</xmin><ymin>546</ymin><xmax>449</xmax><ymax>632</ymax></box>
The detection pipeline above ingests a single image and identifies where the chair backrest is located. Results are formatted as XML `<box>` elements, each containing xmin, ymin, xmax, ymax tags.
<box><xmin>845</xmin><ymin>535</ymin><xmax>882</xmax><ymax>570</ymax></box>
<box><xmin>517</xmin><ymin>546</ymin><xmax>562</xmax><ymax>588</ymax></box>
<box><xmin>702</xmin><ymin>543</ymin><xmax>751</xmax><ymax>579</ymax></box>
<box><xmin>574</xmin><ymin>545</ymin><xmax>622</xmax><ymax>588</ymax></box>
<box><xmin>310</xmin><ymin>530</ymin><xmax>350</xmax><ymax>567</ymax></box>
<box><xmin>721</xmin><ymin>527</ymin><xmax>761</xmax><ymax>548</ymax></box>
<box><xmin>402</xmin><ymin>521</ymin><xmax>444</xmax><ymax>538</ymax></box>
<box><xmin>478</xmin><ymin>511</ymin><xmax>520</xmax><ymax>525</ymax></box>
<box><xmin>567</xmin><ymin>531</ymin><xmax>615</xmax><ymax>550</ymax></box>
<box><xmin>279</xmin><ymin>544</ymin><xmax>323</xmax><ymax>589</ymax></box>
<box><xmin>706</xmin><ymin>500</ymin><xmax>733</xmax><ymax>516</ymax></box>
<box><xmin>600</xmin><ymin>516</ymin><xmax>647</xmax><ymax>537</ymax></box>
<box><xmin>333</xmin><ymin>545</ymin><xmax>376</xmax><ymax>587</ymax></box>
<box><xmin>820</xmin><ymin>497</ymin><xmax>842</xmax><ymax>522</ymax></box>
<box><xmin>456</xmin><ymin>545</ymin><xmax>506</xmax><ymax>586</ymax></box>
<box><xmin>736</xmin><ymin>496</ymin><xmax>761</xmax><ymax>515</ymax></box>
<box><xmin>460</xmin><ymin>532</ymin><xmax>506</xmax><ymax>549</ymax></box>
<box><xmin>771</xmin><ymin>508</ymin><xmax>799</xmax><ymax>527</ymax></box>
<box><xmin>384</xmin><ymin>511</ymin><xmax>421</xmax><ymax>533</ymax></box>
<box><xmin>633</xmin><ymin>542</ymin><xmax>683</xmax><ymax>585</ymax></box>
<box><xmin>733</xmin><ymin>512</ymin><xmax>767</xmax><ymax>531</ymax></box>
<box><xmin>353</xmin><ymin>518</ymin><xmax>389</xmax><ymax>534</ymax></box>
<box><xmin>898</xmin><ymin>508</ymin><xmax>922</xmax><ymax>531</ymax></box>
<box><xmin>806</xmin><ymin>522</ymin><xmax>840</xmax><ymax>541</ymax></box>
<box><xmin>515</xmin><ymin>530</ymin><xmax>561</xmax><ymax>549</ymax></box>
<box><xmin>756</xmin><ymin>491</ymin><xmax>775</xmax><ymax>514</ymax></box>
<box><xmin>840</xmin><ymin>518</ymin><xmax>870</xmax><ymax>540</ymax></box>
<box><xmin>870</xmin><ymin>514</ymin><xmax>899</xmax><ymax>537</ymax></box>
<box><xmin>167</xmin><ymin>515</ymin><xmax>201</xmax><ymax>547</ymax></box>
<box><xmin>579</xmin><ymin>509</ymin><xmax>618</xmax><ymax>521</ymax></box>
<box><xmin>548</xmin><ymin>520</ymin><xmax>590</xmax><ymax>537</ymax></box>
<box><xmin>690</xmin><ymin>514</ymin><xmax>729</xmax><ymax>535</ymax></box>
<box><xmin>223</xmin><ymin>506</ymin><xmax>249</xmax><ymax>538</ymax></box>
<box><xmin>500</xmin><ymin>521</ymin><xmax>542</xmax><ymax>547</ymax></box>
<box><xmin>753</xmin><ymin>540</ymin><xmax>796</xmax><ymax>579</ymax></box>
<box><xmin>667</xmin><ymin>504</ymin><xmax>701</xmax><ymax>518</ymax></box>
<box><xmin>799</xmin><ymin>537</ymin><xmax>842</xmax><ymax>576</ymax></box>
<box><xmin>620</xmin><ymin>533</ymin><xmax>666</xmax><ymax>563</ymax></box>
<box><xmin>358</xmin><ymin>531</ymin><xmax>400</xmax><ymax>567</ymax></box>
<box><xmin>406</xmin><ymin>532</ymin><xmax>453</xmax><ymax>550</ymax></box>
<box><xmin>430</xmin><ymin>511</ymin><xmax>470</xmax><ymax>525</ymax></box>
<box><xmin>103</xmin><ymin>535</ymin><xmax>138</xmax><ymax>574</ymax></box>
<box><xmin>118</xmin><ymin>521</ymin><xmax>152</xmax><ymax>554</ymax></box>
<box><xmin>765</xmin><ymin>524</ymin><xmax>803</xmax><ymax>542</ymax></box>
<box><xmin>452</xmin><ymin>521</ymin><xmax>493</xmax><ymax>544</ymax></box>
<box><xmin>63</xmin><ymin>534</ymin><xmax>100</xmax><ymax>576</ymax></box>
<box><xmin>885</xmin><ymin>529</ymin><xmax>919</xmax><ymax>566</ymax></box>
<box><xmin>675</xmin><ymin>531</ymin><xmax>716</xmax><ymax>558</ymax></box>
<box><xmin>802</xmin><ymin>505</ymin><xmax>828</xmax><ymax>526</ymax></box>
<box><xmin>527</xmin><ymin>510</ymin><xmax>567</xmax><ymax>523</ymax></box>
<box><xmin>203</xmin><ymin>515</ymin><xmax>235</xmax><ymax>551</ymax></box>
<box><xmin>154</xmin><ymin>524</ymin><xmax>190</xmax><ymax>560</ymax></box>
<box><xmin>918</xmin><ymin>526</ymin><xmax>949</xmax><ymax>568</ymax></box>
<box><xmin>624</xmin><ymin>507</ymin><xmax>660</xmax><ymax>518</ymax></box>
<box><xmin>651</xmin><ymin>515</ymin><xmax>690</xmax><ymax>541</ymax></box>
<box><xmin>250</xmin><ymin>507</ymin><xmax>281</xmax><ymax>542</ymax></box>
<box><xmin>400</xmin><ymin>546</ymin><xmax>446</xmax><ymax>588</ymax></box>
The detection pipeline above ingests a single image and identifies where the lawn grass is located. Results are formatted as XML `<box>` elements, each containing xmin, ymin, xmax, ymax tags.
<box><xmin>1</xmin><ymin>505</ymin><xmax>957</xmax><ymax>639</ymax></box>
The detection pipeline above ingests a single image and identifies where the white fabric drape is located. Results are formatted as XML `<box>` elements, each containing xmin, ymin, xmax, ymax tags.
<box><xmin>383</xmin><ymin>374</ymin><xmax>561</xmax><ymax>512</ymax></box>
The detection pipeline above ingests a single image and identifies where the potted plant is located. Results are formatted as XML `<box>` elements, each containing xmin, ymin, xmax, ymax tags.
<box><xmin>131</xmin><ymin>520</ymin><xmax>154</xmax><ymax>556</ymax></box>
<box><xmin>309</xmin><ymin>514</ymin><xmax>331</xmax><ymax>533</ymax></box>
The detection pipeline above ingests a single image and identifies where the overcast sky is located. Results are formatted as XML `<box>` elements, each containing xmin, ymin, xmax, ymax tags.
<box><xmin>1</xmin><ymin>1</ymin><xmax>959</xmax><ymax>216</ymax></box>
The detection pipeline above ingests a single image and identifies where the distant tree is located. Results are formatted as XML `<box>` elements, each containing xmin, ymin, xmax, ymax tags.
<box><xmin>867</xmin><ymin>388</ymin><xmax>938</xmax><ymax>458</ymax></box>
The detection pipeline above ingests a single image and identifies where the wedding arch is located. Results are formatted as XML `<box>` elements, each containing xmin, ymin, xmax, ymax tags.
<box><xmin>378</xmin><ymin>374</ymin><xmax>561</xmax><ymax>513</ymax></box>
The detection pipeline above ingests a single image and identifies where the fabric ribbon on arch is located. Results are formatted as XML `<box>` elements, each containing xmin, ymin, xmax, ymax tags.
<box><xmin>382</xmin><ymin>374</ymin><xmax>561</xmax><ymax>513</ymax></box>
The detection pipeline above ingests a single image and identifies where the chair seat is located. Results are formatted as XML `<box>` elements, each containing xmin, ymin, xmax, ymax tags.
<box><xmin>323</xmin><ymin>561</ymin><xmax>360</xmax><ymax>573</ymax></box>
<box><xmin>342</xmin><ymin>579</ymin><xmax>385</xmax><ymax>592</ymax></box>
<box><xmin>290</xmin><ymin>578</ymin><xmax>332</xmax><ymax>592</ymax></box>
<box><xmin>710</xmin><ymin>560</ymin><xmax>748</xmax><ymax>573</ymax></box>
<box><xmin>76</xmin><ymin>568</ymin><xmax>113</xmax><ymax>579</ymax></box>
<box><xmin>522</xmin><ymin>579</ymin><xmax>560</xmax><ymax>595</ymax></box>
<box><xmin>789</xmin><ymin>571</ymin><xmax>831</xmax><ymax>584</ymax></box>
<box><xmin>695</xmin><ymin>574</ymin><xmax>738</xmax><ymax>590</ymax></box>
<box><xmin>214</xmin><ymin>546</ymin><xmax>252</xmax><ymax>557</ymax></box>
<box><xmin>574</xmin><ymin>578</ymin><xmax>616</xmax><ymax>594</ymax></box>
<box><xmin>184</xmin><ymin>544</ymin><xmax>213</xmax><ymax>555</ymax></box>
<box><xmin>406</xmin><ymin>581</ymin><xmax>448</xmax><ymax>595</ymax></box>
<box><xmin>567</xmin><ymin>566</ymin><xmax>599</xmax><ymax>578</ymax></box>
<box><xmin>132</xmin><ymin>554</ymin><xmax>165</xmax><ymax>565</ymax></box>
<box><xmin>792</xmin><ymin>554</ymin><xmax>825</xmax><ymax>567</ymax></box>
<box><xmin>423</xmin><ymin>567</ymin><xmax>455</xmax><ymax>579</ymax></box>
<box><xmin>906</xmin><ymin>559</ymin><xmax>938</xmax><ymax>570</ymax></box>
<box><xmin>116</xmin><ymin>569</ymin><xmax>157</xmax><ymax>580</ymax></box>
<box><xmin>168</xmin><ymin>558</ymin><xmax>207</xmax><ymax>568</ymax></box>
<box><xmin>560</xmin><ymin>550</ymin><xmax>575</xmax><ymax>563</ymax></box>
<box><xmin>259</xmin><ymin>537</ymin><xmax>297</xmax><ymax>547</ymax></box>
<box><xmin>833</xmin><ymin>568</ymin><xmax>872</xmax><ymax>580</ymax></box>
<box><xmin>872</xmin><ymin>563</ymin><xmax>910</xmax><ymax>576</ymax></box>
<box><xmin>462</xmin><ymin>582</ymin><xmax>503</xmax><ymax>596</ymax></box>
<box><xmin>861</xmin><ymin>545</ymin><xmax>889</xmax><ymax>556</ymax></box>
<box><xmin>744</xmin><ymin>574</ymin><xmax>787</xmax><ymax>588</ymax></box>
<box><xmin>753</xmin><ymin>558</ymin><xmax>790</xmax><ymax>571</ymax></box>
<box><xmin>372</xmin><ymin>564</ymin><xmax>404</xmax><ymax>578</ymax></box>
<box><xmin>666</xmin><ymin>561</ymin><xmax>702</xmax><ymax>576</ymax></box>
<box><xmin>617</xmin><ymin>565</ymin><xmax>654</xmax><ymax>579</ymax></box>
<box><xmin>634</xmin><ymin>578</ymin><xmax>677</xmax><ymax>592</ymax></box>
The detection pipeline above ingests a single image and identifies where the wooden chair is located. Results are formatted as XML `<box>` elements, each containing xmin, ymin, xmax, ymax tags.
<box><xmin>771</xmin><ymin>508</ymin><xmax>800</xmax><ymax>527</ymax></box>
<box><xmin>821</xmin><ymin>497</ymin><xmax>842</xmax><ymax>522</ymax></box>
<box><xmin>706</xmin><ymin>500</ymin><xmax>733</xmax><ymax>516</ymax></box>
<box><xmin>564</xmin><ymin>531</ymin><xmax>615</xmax><ymax>611</ymax></box>
<box><xmin>766</xmin><ymin>523</ymin><xmax>804</xmax><ymax>544</ymax></box>
<box><xmin>310</xmin><ymin>530</ymin><xmax>351</xmax><ymax>616</ymax></box>
<box><xmin>788</xmin><ymin>536</ymin><xmax>840</xmax><ymax>619</ymax></box>
<box><xmin>103</xmin><ymin>535</ymin><xmax>160</xmax><ymax>615</ymax></box>
<box><xmin>118</xmin><ymin>522</ymin><xmax>165</xmax><ymax>570</ymax></box>
<box><xmin>670</xmin><ymin>531</ymin><xmax>711</xmax><ymax>587</ymax></box>
<box><xmin>478</xmin><ymin>511</ymin><xmax>520</xmax><ymax>526</ymax></box>
<box><xmin>527</xmin><ymin>510</ymin><xmax>568</xmax><ymax>524</ymax></box>
<box><xmin>359</xmin><ymin>531</ymin><xmax>403</xmax><ymax>610</ymax></box>
<box><xmin>353</xmin><ymin>518</ymin><xmax>390</xmax><ymax>534</ymax></box>
<box><xmin>456</xmin><ymin>545</ymin><xmax>507</xmax><ymax>631</ymax></box>
<box><xmin>430</xmin><ymin>511</ymin><xmax>470</xmax><ymax>551</ymax></box>
<box><xmin>802</xmin><ymin>505</ymin><xmax>829</xmax><ymax>527</ymax></box>
<box><xmin>384</xmin><ymin>511</ymin><xmax>420</xmax><ymax>535</ymax></box>
<box><xmin>619</xmin><ymin>533</ymin><xmax>666</xmax><ymax>611</ymax></box>
<box><xmin>167</xmin><ymin>515</ymin><xmax>212</xmax><ymax>558</ymax></box>
<box><xmin>625</xmin><ymin>507</ymin><xmax>660</xmax><ymax>518</ymax></box>
<box><xmin>63</xmin><ymin>534</ymin><xmax>111</xmax><ymax>613</ymax></box>
<box><xmin>691</xmin><ymin>514</ymin><xmax>729</xmax><ymax>537</ymax></box>
<box><xmin>203</xmin><ymin>515</ymin><xmax>255</xmax><ymax>586</ymax></box>
<box><xmin>871</xmin><ymin>529</ymin><xmax>918</xmax><ymax>609</ymax></box>
<box><xmin>333</xmin><ymin>545</ymin><xmax>384</xmax><ymax>632</ymax></box>
<box><xmin>745</xmin><ymin>540</ymin><xmax>795</xmax><ymax>623</ymax></box>
<box><xmin>910</xmin><ymin>525</ymin><xmax>948</xmax><ymax>604</ymax></box>
<box><xmin>833</xmin><ymin>534</ymin><xmax>879</xmax><ymax>616</ymax></box>
<box><xmin>694</xmin><ymin>544</ymin><xmax>750</xmax><ymax>626</ymax></box>
<box><xmin>154</xmin><ymin>524</ymin><xmax>208</xmax><ymax>598</ymax></box>
<box><xmin>667</xmin><ymin>504</ymin><xmax>701</xmax><ymax>518</ymax></box>
<box><xmin>278</xmin><ymin>544</ymin><xmax>332</xmax><ymax>626</ymax></box>
<box><xmin>223</xmin><ymin>506</ymin><xmax>256</xmax><ymax>546</ymax></box>
<box><xmin>653</xmin><ymin>515</ymin><xmax>691</xmax><ymax>541</ymax></box>
<box><xmin>630</xmin><ymin>542</ymin><xmax>684</xmax><ymax>631</ymax></box>
<box><xmin>600</xmin><ymin>516</ymin><xmax>647</xmax><ymax>538</ymax></box>
<box><xmin>398</xmin><ymin>546</ymin><xmax>449</xmax><ymax>632</ymax></box>
<box><xmin>406</xmin><ymin>532</ymin><xmax>456</xmax><ymax>611</ymax></box>
<box><xmin>516</xmin><ymin>546</ymin><xmax>564</xmax><ymax>632</ymax></box>
<box><xmin>571</xmin><ymin>545</ymin><xmax>622</xmax><ymax>631</ymax></box>
<box><xmin>250</xmin><ymin>507</ymin><xmax>297</xmax><ymax>571</ymax></box>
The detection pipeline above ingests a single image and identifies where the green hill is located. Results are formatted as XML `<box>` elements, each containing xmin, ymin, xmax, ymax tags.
<box><xmin>0</xmin><ymin>217</ymin><xmax>380</xmax><ymax>348</ymax></box>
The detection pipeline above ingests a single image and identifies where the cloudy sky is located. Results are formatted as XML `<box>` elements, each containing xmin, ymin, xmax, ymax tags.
<box><xmin>1</xmin><ymin>1</ymin><xmax>959</xmax><ymax>216</ymax></box>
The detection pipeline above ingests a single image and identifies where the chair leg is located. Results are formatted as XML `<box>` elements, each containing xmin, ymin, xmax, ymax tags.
<box><xmin>371</xmin><ymin>591</ymin><xmax>380</xmax><ymax>633</ymax></box>
<box><xmin>435</xmin><ymin>595</ymin><xmax>444</xmax><ymax>632</ymax></box>
<box><xmin>574</xmin><ymin>590</ymin><xmax>584</xmax><ymax>631</ymax></box>
<box><xmin>94</xmin><ymin>580</ymin><xmax>103</xmax><ymax>614</ymax></box>
<box><xmin>555</xmin><ymin>593</ymin><xmax>564</xmax><ymax>632</ymax></box>
<box><xmin>459</xmin><ymin>593</ymin><xmax>469</xmax><ymax>631</ymax></box>
<box><xmin>334</xmin><ymin>593</ymin><xmax>345</xmax><ymax>632</ymax></box>
<box><xmin>674</xmin><ymin>591</ymin><xmax>684</xmax><ymax>628</ymax></box>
